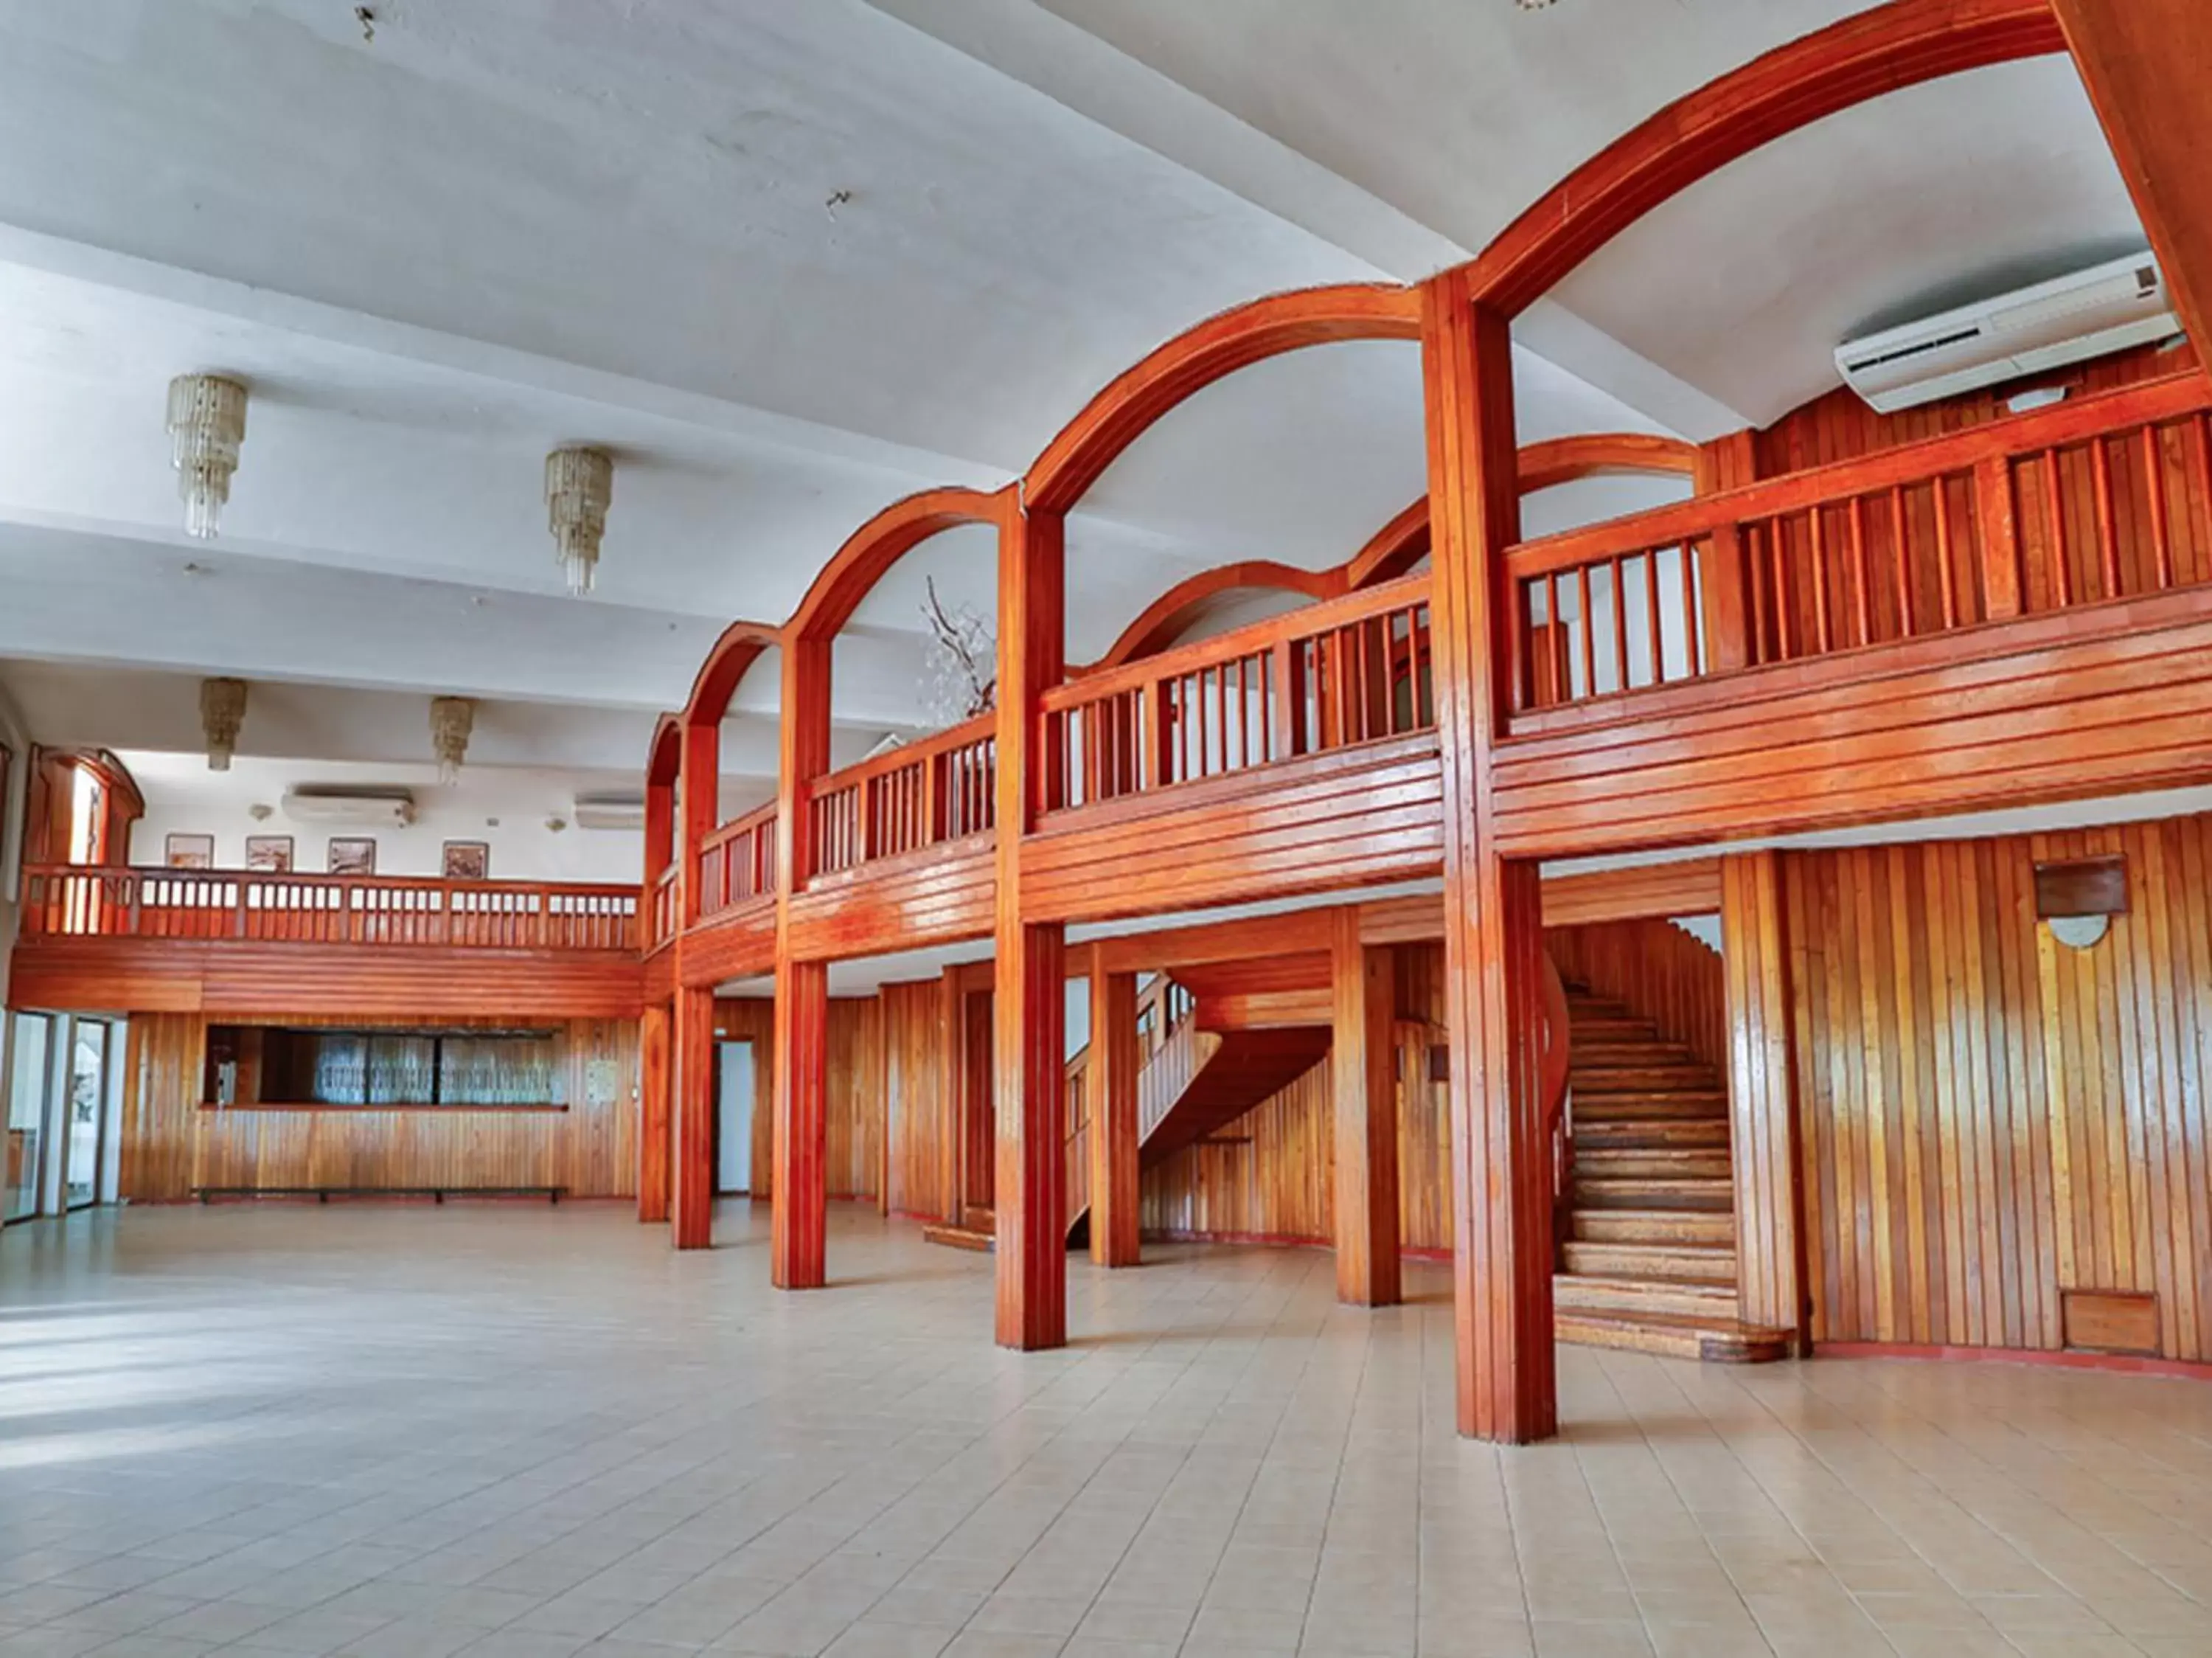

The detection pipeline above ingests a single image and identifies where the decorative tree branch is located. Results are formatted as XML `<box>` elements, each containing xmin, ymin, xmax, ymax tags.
<box><xmin>922</xmin><ymin>575</ymin><xmax>996</xmax><ymax>722</ymax></box>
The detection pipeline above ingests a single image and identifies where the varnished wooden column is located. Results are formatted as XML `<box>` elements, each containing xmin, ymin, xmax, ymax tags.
<box><xmin>772</xmin><ymin>635</ymin><xmax>833</xmax><ymax>1289</ymax></box>
<box><xmin>2053</xmin><ymin>1</ymin><xmax>2212</xmax><ymax>367</ymax></box>
<box><xmin>1720</xmin><ymin>850</ymin><xmax>1808</xmax><ymax>1350</ymax></box>
<box><xmin>1088</xmin><ymin>951</ymin><xmax>1140</xmax><ymax>1268</ymax></box>
<box><xmin>1332</xmin><ymin>910</ymin><xmax>1400</xmax><ymax>1306</ymax></box>
<box><xmin>993</xmin><ymin>495</ymin><xmax>1067</xmax><ymax>1350</ymax></box>
<box><xmin>771</xmin><ymin>957</ymin><xmax>829</xmax><ymax>1287</ymax></box>
<box><xmin>637</xmin><ymin>999</ymin><xmax>672</xmax><ymax>1224</ymax></box>
<box><xmin>669</xmin><ymin>982</ymin><xmax>716</xmax><ymax>1248</ymax></box>
<box><xmin>1422</xmin><ymin>270</ymin><xmax>1557</xmax><ymax>1443</ymax></box>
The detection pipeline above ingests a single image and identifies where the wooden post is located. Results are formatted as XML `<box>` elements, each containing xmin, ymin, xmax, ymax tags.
<box><xmin>2053</xmin><ymin>1</ymin><xmax>2212</xmax><ymax>373</ymax></box>
<box><xmin>1088</xmin><ymin>949</ymin><xmax>1141</xmax><ymax>1268</ymax></box>
<box><xmin>1975</xmin><ymin>456</ymin><xmax>2023</xmax><ymax>620</ymax></box>
<box><xmin>638</xmin><ymin>999</ymin><xmax>672</xmax><ymax>1224</ymax></box>
<box><xmin>1422</xmin><ymin>271</ymin><xmax>1557</xmax><ymax>1443</ymax></box>
<box><xmin>771</xmin><ymin>634</ymin><xmax>834</xmax><ymax>1289</ymax></box>
<box><xmin>1331</xmin><ymin>908</ymin><xmax>1400</xmax><ymax>1307</ymax></box>
<box><xmin>994</xmin><ymin>493</ymin><xmax>1068</xmax><ymax>1350</ymax></box>
<box><xmin>771</xmin><ymin>957</ymin><xmax>829</xmax><ymax>1288</ymax></box>
<box><xmin>669</xmin><ymin>982</ymin><xmax>715</xmax><ymax>1249</ymax></box>
<box><xmin>1720</xmin><ymin>850</ymin><xmax>1809</xmax><ymax>1352</ymax></box>
<box><xmin>937</xmin><ymin>965</ymin><xmax>963</xmax><ymax>1225</ymax></box>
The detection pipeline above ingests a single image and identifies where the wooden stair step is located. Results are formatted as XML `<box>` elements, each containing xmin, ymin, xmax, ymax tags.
<box><xmin>1560</xmin><ymin>1240</ymin><xmax>1739</xmax><ymax>1283</ymax></box>
<box><xmin>1555</xmin><ymin>1308</ymin><xmax>1792</xmax><ymax>1364</ymax></box>
<box><xmin>1573</xmin><ymin>1176</ymin><xmax>1733</xmax><ymax>1213</ymax></box>
<box><xmin>1571</xmin><ymin>1207</ymin><xmax>1736</xmax><ymax>1245</ymax></box>
<box><xmin>1573</xmin><ymin>1148</ymin><xmax>1732</xmax><ymax>1179</ymax></box>
<box><xmin>1571</xmin><ymin>1094</ymin><xmax>1729</xmax><ymax>1121</ymax></box>
<box><xmin>1575</xmin><ymin>1120</ymin><xmax>1731</xmax><ymax>1151</ymax></box>
<box><xmin>1554</xmin><ymin>1273</ymin><xmax>1742</xmax><ymax>1320</ymax></box>
<box><xmin>921</xmin><ymin>1221</ymin><xmax>994</xmax><ymax>1252</ymax></box>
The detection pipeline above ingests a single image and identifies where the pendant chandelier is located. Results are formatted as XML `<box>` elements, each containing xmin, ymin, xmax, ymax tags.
<box><xmin>545</xmin><ymin>447</ymin><xmax>614</xmax><ymax>596</ymax></box>
<box><xmin>166</xmin><ymin>374</ymin><xmax>248</xmax><ymax>538</ymax></box>
<box><xmin>431</xmin><ymin>696</ymin><xmax>476</xmax><ymax>785</ymax></box>
<box><xmin>199</xmin><ymin>678</ymin><xmax>248</xmax><ymax>771</ymax></box>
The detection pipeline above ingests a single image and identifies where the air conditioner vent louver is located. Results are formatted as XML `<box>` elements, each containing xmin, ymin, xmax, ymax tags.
<box><xmin>1837</xmin><ymin>252</ymin><xmax>2178</xmax><ymax>414</ymax></box>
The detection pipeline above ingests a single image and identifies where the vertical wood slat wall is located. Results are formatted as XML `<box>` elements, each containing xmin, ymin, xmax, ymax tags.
<box><xmin>1786</xmin><ymin>814</ymin><xmax>2212</xmax><ymax>1362</ymax></box>
<box><xmin>716</xmin><ymin>996</ymin><xmax>891</xmax><ymax>1207</ymax></box>
<box><xmin>122</xmin><ymin>1014</ymin><xmax>640</xmax><ymax>1201</ymax></box>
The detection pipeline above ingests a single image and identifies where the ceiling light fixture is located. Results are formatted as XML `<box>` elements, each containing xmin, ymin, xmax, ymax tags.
<box><xmin>430</xmin><ymin>696</ymin><xmax>476</xmax><ymax>785</ymax></box>
<box><xmin>545</xmin><ymin>446</ymin><xmax>614</xmax><ymax>596</ymax></box>
<box><xmin>166</xmin><ymin>374</ymin><xmax>248</xmax><ymax>538</ymax></box>
<box><xmin>199</xmin><ymin>677</ymin><xmax>248</xmax><ymax>771</ymax></box>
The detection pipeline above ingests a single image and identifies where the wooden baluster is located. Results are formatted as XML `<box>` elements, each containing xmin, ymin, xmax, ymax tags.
<box><xmin>1848</xmin><ymin>497</ymin><xmax>1871</xmax><ymax>646</ymax></box>
<box><xmin>1609</xmin><ymin>555</ymin><xmax>1630</xmax><ymax>692</ymax></box>
<box><xmin>1508</xmin><ymin>577</ymin><xmax>1530</xmax><ymax>711</ymax></box>
<box><xmin>2043</xmin><ymin>448</ymin><xmax>2073</xmax><ymax>608</ymax></box>
<box><xmin>1745</xmin><ymin>523</ymin><xmax>1770</xmax><ymax>664</ymax></box>
<box><xmin>1677</xmin><ymin>542</ymin><xmax>1706</xmax><ymax>677</ymax></box>
<box><xmin>1575</xmin><ymin>561</ymin><xmax>1596</xmax><ymax>700</ymax></box>
<box><xmin>1282</xmin><ymin>640</ymin><xmax>1309</xmax><ymax>759</ymax></box>
<box><xmin>1641</xmin><ymin>549</ymin><xmax>1663</xmax><ymax>687</ymax></box>
<box><xmin>1889</xmin><ymin>483</ymin><xmax>1913</xmax><ymax>637</ymax></box>
<box><xmin>2092</xmin><ymin>434</ymin><xmax>2121</xmax><ymax>600</ymax></box>
<box><xmin>1974</xmin><ymin>456</ymin><xmax>2022</xmax><ymax>620</ymax></box>
<box><xmin>1410</xmin><ymin>604</ymin><xmax>1431</xmax><ymax>726</ymax></box>
<box><xmin>1809</xmin><ymin>507</ymin><xmax>1832</xmax><ymax>655</ymax></box>
<box><xmin>1213</xmin><ymin>658</ymin><xmax>1228</xmax><ymax>774</ymax></box>
<box><xmin>1933</xmin><ymin>480</ymin><xmax>1959</xmax><ymax>628</ymax></box>
<box><xmin>2145</xmin><ymin>423</ymin><xmax>2174</xmax><ymax>589</ymax></box>
<box><xmin>1767</xmin><ymin>517</ymin><xmax>1792</xmax><ymax>660</ymax></box>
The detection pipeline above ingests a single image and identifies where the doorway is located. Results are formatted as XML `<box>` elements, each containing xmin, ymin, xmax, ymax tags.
<box><xmin>716</xmin><ymin>1039</ymin><xmax>755</xmax><ymax>1196</ymax></box>
<box><xmin>4</xmin><ymin>1013</ymin><xmax>53</xmax><ymax>1224</ymax></box>
<box><xmin>64</xmin><ymin>1019</ymin><xmax>113</xmax><ymax>1210</ymax></box>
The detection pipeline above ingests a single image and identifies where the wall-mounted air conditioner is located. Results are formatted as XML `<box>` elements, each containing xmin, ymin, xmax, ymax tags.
<box><xmin>573</xmin><ymin>793</ymin><xmax>647</xmax><ymax>831</ymax></box>
<box><xmin>281</xmin><ymin>786</ymin><xmax>417</xmax><ymax>828</ymax></box>
<box><xmin>1836</xmin><ymin>252</ymin><xmax>2178</xmax><ymax>414</ymax></box>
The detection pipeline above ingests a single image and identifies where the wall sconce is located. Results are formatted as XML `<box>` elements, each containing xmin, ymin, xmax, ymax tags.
<box><xmin>2034</xmin><ymin>854</ymin><xmax>2126</xmax><ymax>951</ymax></box>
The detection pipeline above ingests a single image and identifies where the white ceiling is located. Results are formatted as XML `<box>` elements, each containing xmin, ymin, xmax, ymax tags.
<box><xmin>0</xmin><ymin>0</ymin><xmax>2146</xmax><ymax>824</ymax></box>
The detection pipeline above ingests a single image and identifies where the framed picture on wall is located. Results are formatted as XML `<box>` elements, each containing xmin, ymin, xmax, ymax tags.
<box><xmin>442</xmin><ymin>840</ymin><xmax>490</xmax><ymax>881</ymax></box>
<box><xmin>164</xmin><ymin>833</ymin><xmax>215</xmax><ymax>870</ymax></box>
<box><xmin>327</xmin><ymin>837</ymin><xmax>377</xmax><ymax>876</ymax></box>
<box><xmin>245</xmin><ymin>835</ymin><xmax>294</xmax><ymax>873</ymax></box>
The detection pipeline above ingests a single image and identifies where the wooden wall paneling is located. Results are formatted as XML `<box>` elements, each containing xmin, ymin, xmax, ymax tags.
<box><xmin>669</xmin><ymin>985</ymin><xmax>714</xmax><ymax>1247</ymax></box>
<box><xmin>1781</xmin><ymin>814</ymin><xmax>2212</xmax><ymax>1364</ymax></box>
<box><xmin>1719</xmin><ymin>853</ymin><xmax>1808</xmax><ymax>1346</ymax></box>
<box><xmin>1139</xmin><ymin>1061</ymin><xmax>1335</xmax><ymax>1246</ymax></box>
<box><xmin>1331</xmin><ymin>909</ymin><xmax>1400</xmax><ymax>1305</ymax></box>
<box><xmin>1423</xmin><ymin>273</ymin><xmax>1555</xmax><ymax>1441</ymax></box>
<box><xmin>823</xmin><ymin>996</ymin><xmax>883</xmax><ymax>1203</ymax></box>
<box><xmin>882</xmin><ymin>978</ymin><xmax>950</xmax><ymax>1221</ymax></box>
<box><xmin>1089</xmin><ymin>954</ymin><xmax>1141</xmax><ymax>1266</ymax></box>
<box><xmin>993</xmin><ymin>497</ymin><xmax>1067</xmax><ymax>1350</ymax></box>
<box><xmin>711</xmin><ymin>996</ymin><xmax>776</xmax><ymax>1197</ymax></box>
<box><xmin>121</xmin><ymin>1013</ymin><xmax>201</xmax><ymax>1202</ymax></box>
<box><xmin>637</xmin><ymin>1000</ymin><xmax>671</xmax><ymax>1222</ymax></box>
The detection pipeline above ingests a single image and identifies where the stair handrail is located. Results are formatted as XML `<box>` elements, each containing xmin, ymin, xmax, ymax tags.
<box><xmin>1540</xmin><ymin>948</ymin><xmax>1573</xmax><ymax>1257</ymax></box>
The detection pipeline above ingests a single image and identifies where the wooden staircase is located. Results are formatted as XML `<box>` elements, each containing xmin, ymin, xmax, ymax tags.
<box><xmin>1552</xmin><ymin>986</ymin><xmax>1790</xmax><ymax>1362</ymax></box>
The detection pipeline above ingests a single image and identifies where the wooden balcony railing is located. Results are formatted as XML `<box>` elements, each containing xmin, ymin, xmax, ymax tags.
<box><xmin>808</xmin><ymin>717</ymin><xmax>995</xmax><ymax>879</ymax></box>
<box><xmin>698</xmin><ymin>803</ymin><xmax>779</xmax><ymax>920</ymax></box>
<box><xmin>1508</xmin><ymin>373</ymin><xmax>2212</xmax><ymax>712</ymax></box>
<box><xmin>647</xmin><ymin>865</ymin><xmax>679</xmax><ymax>950</ymax></box>
<box><xmin>18</xmin><ymin>866</ymin><xmax>639</xmax><ymax>951</ymax></box>
<box><xmin>1044</xmin><ymin>573</ymin><xmax>1436</xmax><ymax>811</ymax></box>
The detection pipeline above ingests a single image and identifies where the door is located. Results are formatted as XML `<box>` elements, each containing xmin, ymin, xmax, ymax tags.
<box><xmin>4</xmin><ymin>1013</ymin><xmax>53</xmax><ymax>1223</ymax></box>
<box><xmin>716</xmin><ymin>1040</ymin><xmax>754</xmax><ymax>1195</ymax></box>
<box><xmin>64</xmin><ymin>1019</ymin><xmax>111</xmax><ymax>1210</ymax></box>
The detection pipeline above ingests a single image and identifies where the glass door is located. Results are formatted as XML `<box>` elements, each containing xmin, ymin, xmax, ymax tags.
<box><xmin>64</xmin><ymin>1019</ymin><xmax>110</xmax><ymax>1210</ymax></box>
<box><xmin>5</xmin><ymin>1013</ymin><xmax>53</xmax><ymax>1223</ymax></box>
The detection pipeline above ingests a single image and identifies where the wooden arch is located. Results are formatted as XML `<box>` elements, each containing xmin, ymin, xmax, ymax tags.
<box><xmin>684</xmin><ymin>620</ymin><xmax>783</xmax><ymax>729</ymax></box>
<box><xmin>1458</xmin><ymin>0</ymin><xmax>2066</xmax><ymax>317</ymax></box>
<box><xmin>645</xmin><ymin>712</ymin><xmax>683</xmax><ymax>788</ymax></box>
<box><xmin>1090</xmin><ymin>431</ymin><xmax>1703</xmax><ymax>668</ymax></box>
<box><xmin>1025</xmin><ymin>284</ymin><xmax>1423</xmax><ymax>515</ymax></box>
<box><xmin>786</xmin><ymin>486</ymin><xmax>1010</xmax><ymax>647</ymax></box>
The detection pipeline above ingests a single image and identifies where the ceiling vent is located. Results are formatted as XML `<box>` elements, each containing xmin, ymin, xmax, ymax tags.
<box><xmin>1836</xmin><ymin>253</ymin><xmax>2178</xmax><ymax>414</ymax></box>
<box><xmin>573</xmin><ymin>792</ymin><xmax>647</xmax><ymax>832</ymax></box>
<box><xmin>281</xmin><ymin>786</ymin><xmax>417</xmax><ymax>828</ymax></box>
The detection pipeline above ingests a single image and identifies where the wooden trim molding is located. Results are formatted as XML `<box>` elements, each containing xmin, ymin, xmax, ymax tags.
<box><xmin>683</xmin><ymin>620</ymin><xmax>780</xmax><ymax>727</ymax></box>
<box><xmin>787</xmin><ymin>486</ymin><xmax>1010</xmax><ymax>645</ymax></box>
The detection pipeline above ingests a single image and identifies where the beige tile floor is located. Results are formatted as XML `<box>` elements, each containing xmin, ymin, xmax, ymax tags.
<box><xmin>2</xmin><ymin>1203</ymin><xmax>2210</xmax><ymax>1658</ymax></box>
